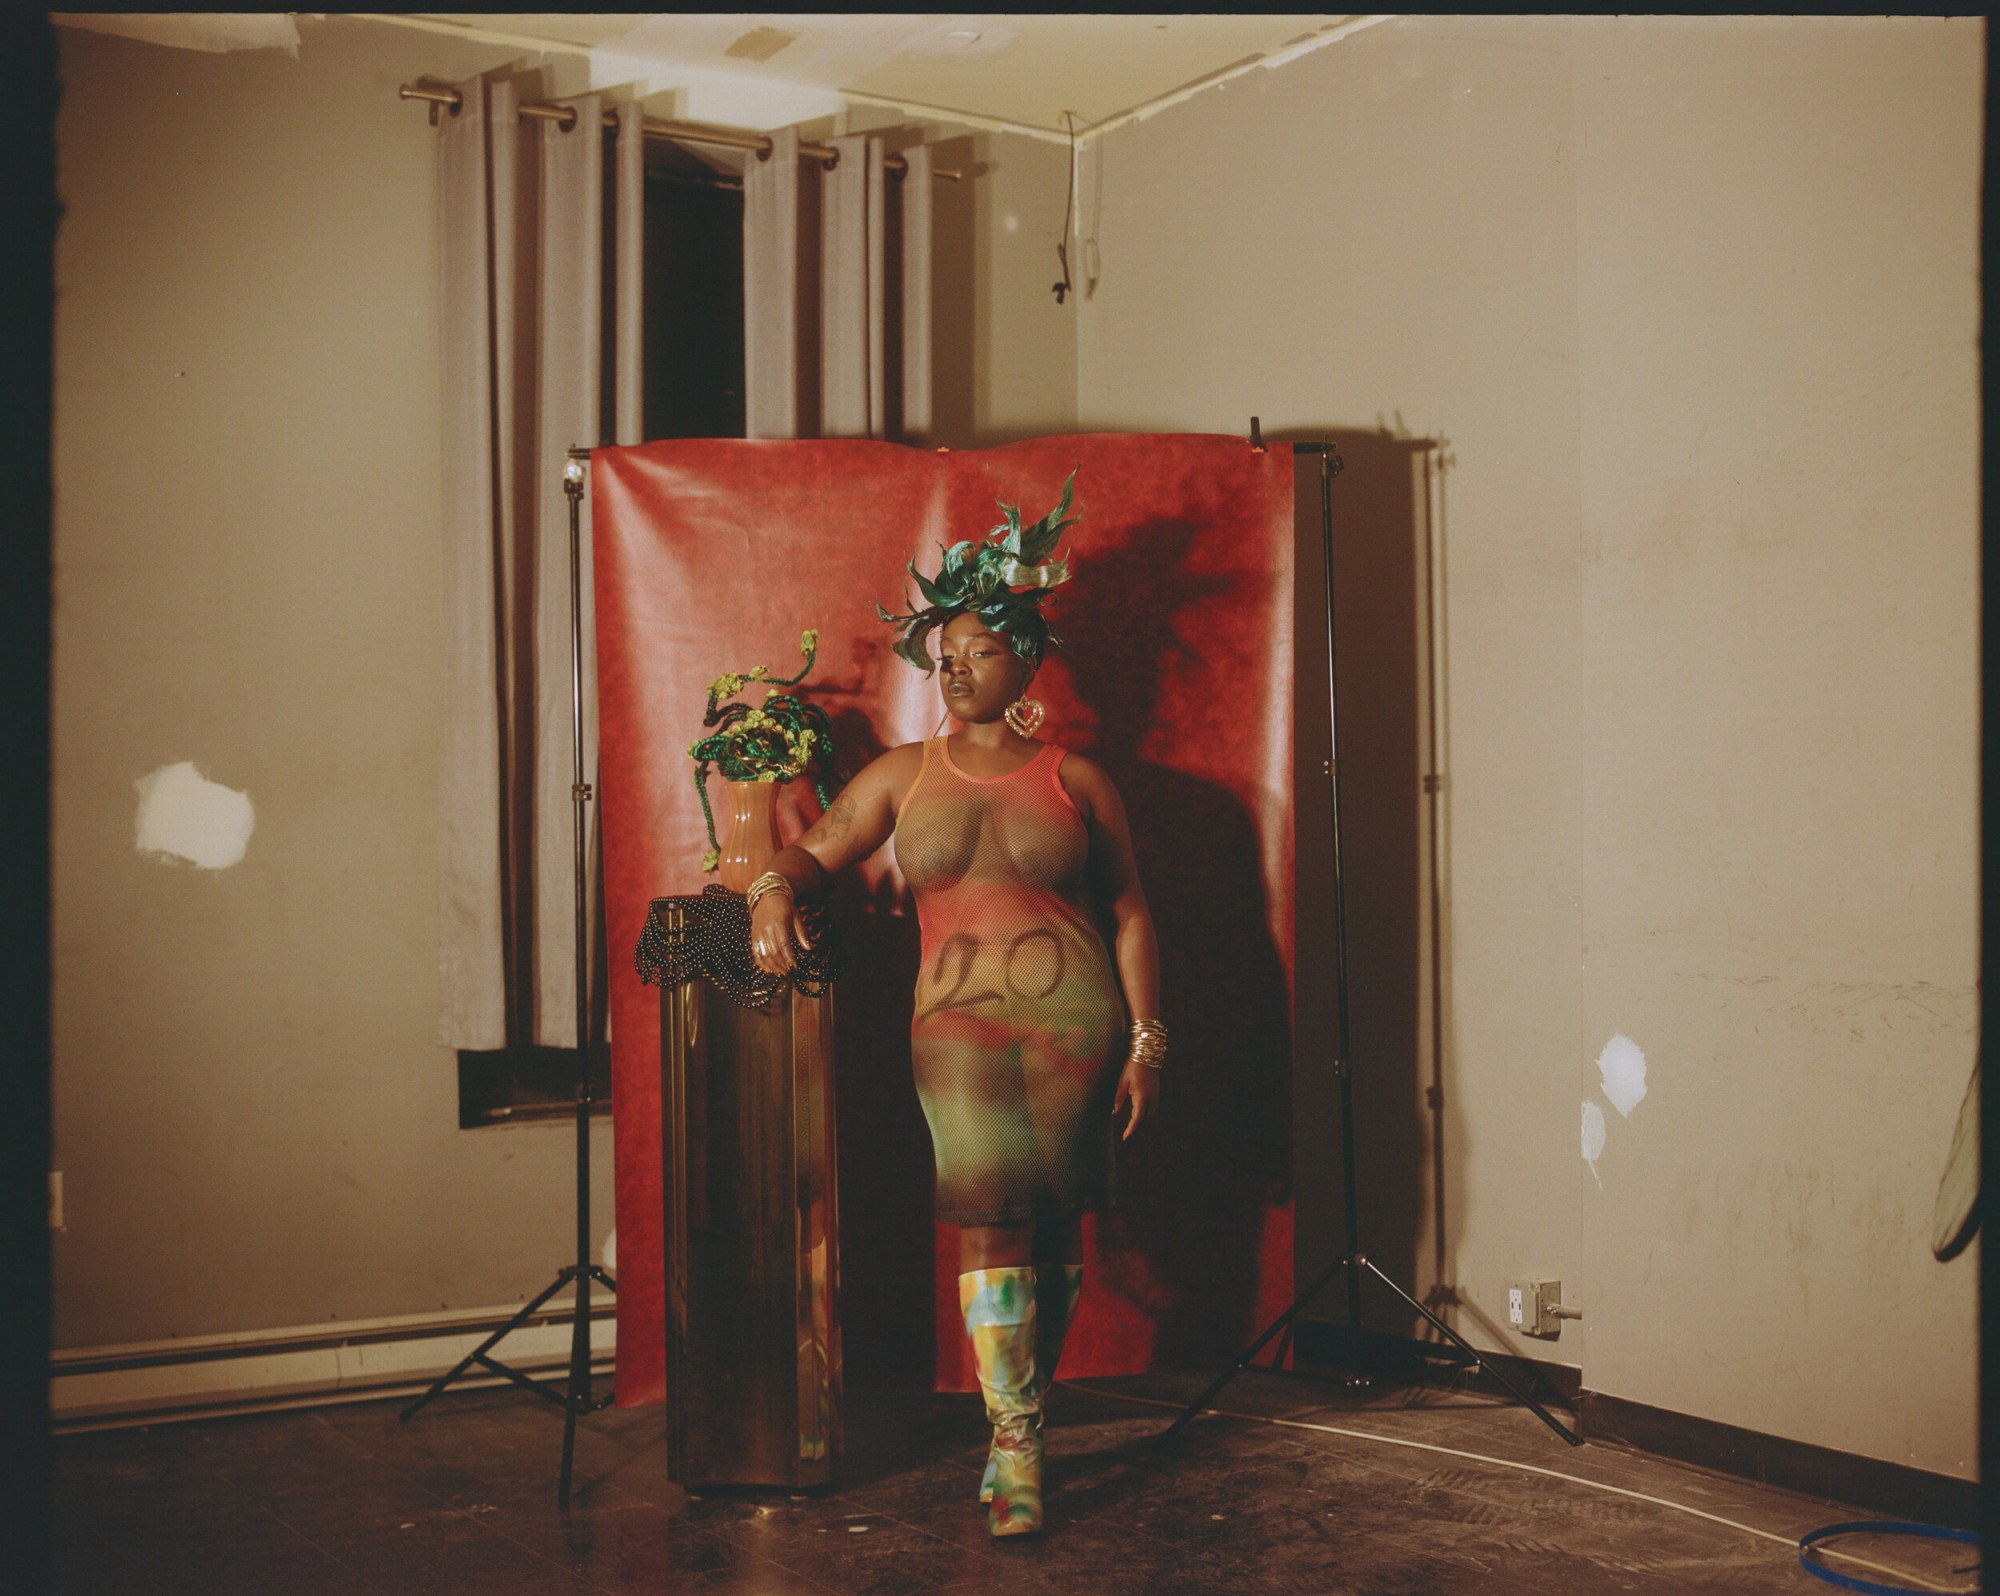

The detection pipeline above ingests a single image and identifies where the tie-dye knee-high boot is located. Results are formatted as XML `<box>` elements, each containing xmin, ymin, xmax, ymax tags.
<box><xmin>959</xmin><ymin>1268</ymin><xmax>1043</xmax><ymax>1537</ymax></box>
<box><xmin>982</xmin><ymin>1264</ymin><xmax>1082</xmax><ymax>1505</ymax></box>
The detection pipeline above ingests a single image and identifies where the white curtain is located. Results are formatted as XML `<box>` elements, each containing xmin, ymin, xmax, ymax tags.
<box><xmin>436</xmin><ymin>79</ymin><xmax>643</xmax><ymax>1051</ymax></box>
<box><xmin>743</xmin><ymin>127</ymin><xmax>801</xmax><ymax>440</ymax></box>
<box><xmin>900</xmin><ymin>143</ymin><xmax>934</xmax><ymax>443</ymax></box>
<box><xmin>745</xmin><ymin>129</ymin><xmax>933</xmax><ymax>443</ymax></box>
<box><xmin>820</xmin><ymin>133</ymin><xmax>885</xmax><ymax>438</ymax></box>
<box><xmin>614</xmin><ymin>103</ymin><xmax>646</xmax><ymax>447</ymax></box>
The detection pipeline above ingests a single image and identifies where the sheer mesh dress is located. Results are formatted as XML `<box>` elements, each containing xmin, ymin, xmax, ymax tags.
<box><xmin>893</xmin><ymin>738</ymin><xmax>1124</xmax><ymax>1225</ymax></box>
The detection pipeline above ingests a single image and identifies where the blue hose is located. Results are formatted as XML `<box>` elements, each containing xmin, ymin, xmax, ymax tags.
<box><xmin>1797</xmin><ymin>1519</ymin><xmax>1979</xmax><ymax>1595</ymax></box>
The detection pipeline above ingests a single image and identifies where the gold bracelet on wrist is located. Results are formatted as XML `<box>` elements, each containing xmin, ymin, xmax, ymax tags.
<box><xmin>1128</xmin><ymin>1018</ymin><xmax>1168</xmax><ymax>1071</ymax></box>
<box><xmin>745</xmin><ymin>870</ymin><xmax>793</xmax><ymax>914</ymax></box>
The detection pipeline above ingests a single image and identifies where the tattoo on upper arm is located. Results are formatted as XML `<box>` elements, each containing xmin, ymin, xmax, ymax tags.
<box><xmin>802</xmin><ymin>792</ymin><xmax>859</xmax><ymax>849</ymax></box>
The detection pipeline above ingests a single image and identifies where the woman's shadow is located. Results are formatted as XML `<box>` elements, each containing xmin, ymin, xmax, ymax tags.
<box><xmin>1055</xmin><ymin>522</ymin><xmax>1295</xmax><ymax>1365</ymax></box>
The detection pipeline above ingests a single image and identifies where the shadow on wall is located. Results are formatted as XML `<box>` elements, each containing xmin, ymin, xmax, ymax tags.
<box><xmin>1285</xmin><ymin>427</ymin><xmax>1460</xmax><ymax>1344</ymax></box>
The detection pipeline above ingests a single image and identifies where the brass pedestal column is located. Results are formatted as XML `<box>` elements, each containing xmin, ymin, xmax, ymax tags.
<box><xmin>656</xmin><ymin>899</ymin><xmax>842</xmax><ymax>1490</ymax></box>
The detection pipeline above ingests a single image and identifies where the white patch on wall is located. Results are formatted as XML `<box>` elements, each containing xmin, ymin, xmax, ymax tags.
<box><xmin>1595</xmin><ymin>1034</ymin><xmax>1649</xmax><ymax>1118</ymax></box>
<box><xmin>1581</xmin><ymin>1100</ymin><xmax>1606</xmax><ymax>1190</ymax></box>
<box><xmin>601</xmin><ymin>1227</ymin><xmax>618</xmax><ymax>1275</ymax></box>
<box><xmin>134</xmin><ymin>761</ymin><xmax>255</xmax><ymax>870</ymax></box>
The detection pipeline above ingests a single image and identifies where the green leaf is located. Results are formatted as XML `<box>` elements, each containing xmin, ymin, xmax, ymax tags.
<box><xmin>909</xmin><ymin>561</ymin><xmax>949</xmax><ymax>609</ymax></box>
<box><xmin>999</xmin><ymin>502</ymin><xmax>1024</xmax><ymax>556</ymax></box>
<box><xmin>895</xmin><ymin>629</ymin><xmax>937</xmax><ymax>673</ymax></box>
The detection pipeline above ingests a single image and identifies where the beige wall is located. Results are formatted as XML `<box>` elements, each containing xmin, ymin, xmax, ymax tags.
<box><xmin>50</xmin><ymin>19</ymin><xmax>614</xmax><ymax>1349</ymax></box>
<box><xmin>1077</xmin><ymin>15</ymin><xmax>1980</xmax><ymax>1477</ymax></box>
<box><xmin>50</xmin><ymin>18</ymin><xmax>1072</xmax><ymax>1352</ymax></box>
<box><xmin>56</xmin><ymin>12</ymin><xmax>1979</xmax><ymax>1481</ymax></box>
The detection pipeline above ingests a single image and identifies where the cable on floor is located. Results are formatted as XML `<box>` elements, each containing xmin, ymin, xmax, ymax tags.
<box><xmin>1061</xmin><ymin>1382</ymin><xmax>1975</xmax><ymax>1596</ymax></box>
<box><xmin>1797</xmin><ymin>1521</ymin><xmax>1981</xmax><ymax>1595</ymax></box>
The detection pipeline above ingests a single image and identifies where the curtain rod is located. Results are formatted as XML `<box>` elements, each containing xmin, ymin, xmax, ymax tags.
<box><xmin>399</xmin><ymin>83</ymin><xmax>963</xmax><ymax>181</ymax></box>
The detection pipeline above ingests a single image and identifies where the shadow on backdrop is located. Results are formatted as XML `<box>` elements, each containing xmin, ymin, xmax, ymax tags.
<box><xmin>1057</xmin><ymin>520</ymin><xmax>1294</xmax><ymax>1365</ymax></box>
<box><xmin>813</xmin><ymin>705</ymin><xmax>934</xmax><ymax>1382</ymax></box>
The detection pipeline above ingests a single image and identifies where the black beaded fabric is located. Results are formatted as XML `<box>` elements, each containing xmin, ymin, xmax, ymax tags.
<box><xmin>635</xmin><ymin>884</ymin><xmax>839</xmax><ymax>1012</ymax></box>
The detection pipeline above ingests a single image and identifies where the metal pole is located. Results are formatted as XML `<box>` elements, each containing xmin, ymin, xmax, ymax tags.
<box><xmin>1317</xmin><ymin>446</ymin><xmax>1364</xmax><ymax>1336</ymax></box>
<box><xmin>399</xmin><ymin>448</ymin><xmax>616</xmax><ymax>1499</ymax></box>
<box><xmin>559</xmin><ymin>451</ymin><xmax>592</xmax><ymax>1509</ymax></box>
<box><xmin>1161</xmin><ymin>437</ymin><xmax>1580</xmax><ymax>1451</ymax></box>
<box><xmin>396</xmin><ymin>83</ymin><xmax>964</xmax><ymax>180</ymax></box>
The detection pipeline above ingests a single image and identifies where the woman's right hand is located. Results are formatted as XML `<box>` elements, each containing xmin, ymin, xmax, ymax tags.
<box><xmin>749</xmin><ymin>892</ymin><xmax>812</xmax><ymax>977</ymax></box>
<box><xmin>743</xmin><ymin>749</ymin><xmax>919</xmax><ymax>980</ymax></box>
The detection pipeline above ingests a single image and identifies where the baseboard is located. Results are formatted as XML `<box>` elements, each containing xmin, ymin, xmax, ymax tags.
<box><xmin>1292</xmin><ymin>1317</ymin><xmax>1582</xmax><ymax>1407</ymax></box>
<box><xmin>50</xmin><ymin>1298</ymin><xmax>617</xmax><ymax>1433</ymax></box>
<box><xmin>1577</xmin><ymin>1389</ymin><xmax>1978</xmax><ymax>1533</ymax></box>
<box><xmin>1289</xmin><ymin>1318</ymin><xmax>1974</xmax><ymax>1529</ymax></box>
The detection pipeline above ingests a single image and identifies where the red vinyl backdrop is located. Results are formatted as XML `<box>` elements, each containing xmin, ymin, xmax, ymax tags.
<box><xmin>591</xmin><ymin>435</ymin><xmax>1297</xmax><ymax>1404</ymax></box>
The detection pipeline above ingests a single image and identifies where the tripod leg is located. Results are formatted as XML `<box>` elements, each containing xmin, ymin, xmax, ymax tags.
<box><xmin>1359</xmin><ymin>1259</ymin><xmax>1581</xmax><ymax>1447</ymax></box>
<box><xmin>468</xmin><ymin>1353</ymin><xmax>573</xmax><ymax>1408</ymax></box>
<box><xmin>1159</xmin><ymin>1257</ymin><xmax>1350</xmax><ymax>1442</ymax></box>
<box><xmin>401</xmin><ymin>1270</ymin><xmax>577</xmax><ymax>1422</ymax></box>
<box><xmin>558</xmin><ymin>1273</ymin><xmax>592</xmax><ymax>1507</ymax></box>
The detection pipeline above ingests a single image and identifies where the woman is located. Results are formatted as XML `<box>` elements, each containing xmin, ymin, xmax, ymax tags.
<box><xmin>746</xmin><ymin>473</ymin><xmax>1166</xmax><ymax>1538</ymax></box>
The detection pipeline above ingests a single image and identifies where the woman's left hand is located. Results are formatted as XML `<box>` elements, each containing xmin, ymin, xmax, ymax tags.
<box><xmin>1113</xmin><ymin>1056</ymin><xmax>1156</xmax><ymax>1142</ymax></box>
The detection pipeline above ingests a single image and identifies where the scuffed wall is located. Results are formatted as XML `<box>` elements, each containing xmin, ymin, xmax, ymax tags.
<box><xmin>51</xmin><ymin>16</ymin><xmax>1075</xmax><ymax>1351</ymax></box>
<box><xmin>1077</xmin><ymin>14</ymin><xmax>1979</xmax><ymax>1476</ymax></box>
<box><xmin>51</xmin><ymin>18</ymin><xmax>605</xmax><ymax>1347</ymax></box>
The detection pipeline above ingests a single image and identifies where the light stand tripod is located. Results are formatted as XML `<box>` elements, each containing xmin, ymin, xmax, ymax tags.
<box><xmin>402</xmin><ymin>448</ymin><xmax>618</xmax><ymax>1507</ymax></box>
<box><xmin>1160</xmin><ymin>439</ymin><xmax>1580</xmax><ymax>1450</ymax></box>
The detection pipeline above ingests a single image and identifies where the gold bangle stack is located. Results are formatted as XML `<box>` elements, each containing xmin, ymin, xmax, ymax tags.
<box><xmin>745</xmin><ymin>870</ymin><xmax>793</xmax><ymax>915</ymax></box>
<box><xmin>1128</xmin><ymin>1018</ymin><xmax>1168</xmax><ymax>1071</ymax></box>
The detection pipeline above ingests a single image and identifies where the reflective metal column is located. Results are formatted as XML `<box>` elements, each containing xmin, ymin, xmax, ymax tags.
<box><xmin>658</xmin><ymin>901</ymin><xmax>843</xmax><ymax>1490</ymax></box>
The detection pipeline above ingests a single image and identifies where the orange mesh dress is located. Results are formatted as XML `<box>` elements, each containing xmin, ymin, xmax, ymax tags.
<box><xmin>892</xmin><ymin>737</ymin><xmax>1125</xmax><ymax>1225</ymax></box>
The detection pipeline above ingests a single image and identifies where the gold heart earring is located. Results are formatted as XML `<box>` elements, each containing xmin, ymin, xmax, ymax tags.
<box><xmin>1003</xmin><ymin>697</ymin><xmax>1046</xmax><ymax>737</ymax></box>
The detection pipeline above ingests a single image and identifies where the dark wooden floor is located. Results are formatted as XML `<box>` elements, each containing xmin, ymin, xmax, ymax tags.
<box><xmin>53</xmin><ymin>1367</ymin><xmax>1977</xmax><ymax>1595</ymax></box>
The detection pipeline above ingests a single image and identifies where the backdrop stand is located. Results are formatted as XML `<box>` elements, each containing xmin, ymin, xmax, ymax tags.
<box><xmin>401</xmin><ymin>446</ymin><xmax>618</xmax><ymax>1509</ymax></box>
<box><xmin>1159</xmin><ymin>435</ymin><xmax>1581</xmax><ymax>1450</ymax></box>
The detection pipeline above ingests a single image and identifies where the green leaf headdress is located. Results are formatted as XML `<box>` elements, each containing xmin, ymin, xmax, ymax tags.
<box><xmin>874</xmin><ymin>468</ymin><xmax>1081</xmax><ymax>674</ymax></box>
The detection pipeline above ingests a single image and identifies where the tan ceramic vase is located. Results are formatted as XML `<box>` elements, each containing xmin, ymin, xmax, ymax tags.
<box><xmin>716</xmin><ymin>779</ymin><xmax>782</xmax><ymax>894</ymax></box>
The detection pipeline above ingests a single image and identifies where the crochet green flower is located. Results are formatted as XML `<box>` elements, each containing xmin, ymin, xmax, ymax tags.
<box><xmin>689</xmin><ymin>630</ymin><xmax>837</xmax><ymax>871</ymax></box>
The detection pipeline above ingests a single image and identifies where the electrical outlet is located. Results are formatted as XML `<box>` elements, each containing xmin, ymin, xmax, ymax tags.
<box><xmin>49</xmin><ymin>1171</ymin><xmax>65</xmax><ymax>1232</ymax></box>
<box><xmin>1506</xmin><ymin>1276</ymin><xmax>1568</xmax><ymax>1338</ymax></box>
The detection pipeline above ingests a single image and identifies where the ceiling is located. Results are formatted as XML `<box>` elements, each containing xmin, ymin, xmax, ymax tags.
<box><xmin>400</xmin><ymin>13</ymin><xmax>1368</xmax><ymax>135</ymax></box>
<box><xmin>54</xmin><ymin>12</ymin><xmax>1380</xmax><ymax>137</ymax></box>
